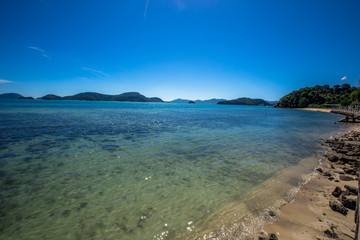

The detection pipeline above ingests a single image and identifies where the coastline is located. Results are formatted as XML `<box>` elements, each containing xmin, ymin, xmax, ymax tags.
<box><xmin>261</xmin><ymin>126</ymin><xmax>359</xmax><ymax>240</ymax></box>
<box><xmin>178</xmin><ymin>155</ymin><xmax>323</xmax><ymax>240</ymax></box>
<box><xmin>2</xmin><ymin>101</ymin><xmax>357</xmax><ymax>240</ymax></box>
<box><xmin>295</xmin><ymin>108</ymin><xmax>332</xmax><ymax>113</ymax></box>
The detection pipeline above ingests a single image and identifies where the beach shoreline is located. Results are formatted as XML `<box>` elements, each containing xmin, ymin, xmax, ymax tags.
<box><xmin>295</xmin><ymin>108</ymin><xmax>332</xmax><ymax>113</ymax></box>
<box><xmin>261</xmin><ymin>126</ymin><xmax>359</xmax><ymax>240</ymax></box>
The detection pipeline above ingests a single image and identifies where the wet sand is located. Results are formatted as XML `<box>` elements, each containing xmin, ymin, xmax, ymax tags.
<box><xmin>261</xmin><ymin>127</ymin><xmax>359</xmax><ymax>240</ymax></box>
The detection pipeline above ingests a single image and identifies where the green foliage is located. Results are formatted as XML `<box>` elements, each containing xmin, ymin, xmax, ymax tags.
<box><xmin>350</xmin><ymin>89</ymin><xmax>360</xmax><ymax>102</ymax></box>
<box><xmin>298</xmin><ymin>97</ymin><xmax>310</xmax><ymax>108</ymax></box>
<box><xmin>340</xmin><ymin>100</ymin><xmax>351</xmax><ymax>106</ymax></box>
<box><xmin>0</xmin><ymin>93</ymin><xmax>23</xmax><ymax>99</ymax></box>
<box><xmin>39</xmin><ymin>92</ymin><xmax>164</xmax><ymax>102</ymax></box>
<box><xmin>39</xmin><ymin>94</ymin><xmax>62</xmax><ymax>100</ymax></box>
<box><xmin>218</xmin><ymin>97</ymin><xmax>270</xmax><ymax>106</ymax></box>
<box><xmin>278</xmin><ymin>84</ymin><xmax>358</xmax><ymax>108</ymax></box>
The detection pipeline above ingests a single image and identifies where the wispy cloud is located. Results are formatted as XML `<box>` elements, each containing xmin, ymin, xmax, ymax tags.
<box><xmin>82</xmin><ymin>67</ymin><xmax>109</xmax><ymax>78</ymax></box>
<box><xmin>0</xmin><ymin>79</ymin><xmax>14</xmax><ymax>84</ymax></box>
<box><xmin>341</xmin><ymin>76</ymin><xmax>348</xmax><ymax>81</ymax></box>
<box><xmin>144</xmin><ymin>0</ymin><xmax>150</xmax><ymax>19</ymax></box>
<box><xmin>28</xmin><ymin>46</ymin><xmax>51</xmax><ymax>60</ymax></box>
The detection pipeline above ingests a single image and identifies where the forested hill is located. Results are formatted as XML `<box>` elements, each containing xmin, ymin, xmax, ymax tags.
<box><xmin>39</xmin><ymin>92</ymin><xmax>164</xmax><ymax>102</ymax></box>
<box><xmin>277</xmin><ymin>84</ymin><xmax>360</xmax><ymax>108</ymax></box>
<box><xmin>217</xmin><ymin>97</ymin><xmax>270</xmax><ymax>106</ymax></box>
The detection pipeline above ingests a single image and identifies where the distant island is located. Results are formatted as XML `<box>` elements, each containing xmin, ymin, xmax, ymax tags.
<box><xmin>0</xmin><ymin>93</ymin><xmax>34</xmax><ymax>99</ymax></box>
<box><xmin>0</xmin><ymin>92</ymin><xmax>278</xmax><ymax>106</ymax></box>
<box><xmin>0</xmin><ymin>92</ymin><xmax>164</xmax><ymax>103</ymax></box>
<box><xmin>170</xmin><ymin>98</ymin><xmax>227</xmax><ymax>104</ymax></box>
<box><xmin>217</xmin><ymin>97</ymin><xmax>271</xmax><ymax>106</ymax></box>
<box><xmin>277</xmin><ymin>84</ymin><xmax>360</xmax><ymax>108</ymax></box>
<box><xmin>39</xmin><ymin>92</ymin><xmax>164</xmax><ymax>102</ymax></box>
<box><xmin>7</xmin><ymin>85</ymin><xmax>358</xmax><ymax>108</ymax></box>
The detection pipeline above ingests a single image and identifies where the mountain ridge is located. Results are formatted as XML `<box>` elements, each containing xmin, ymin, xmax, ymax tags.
<box><xmin>0</xmin><ymin>93</ymin><xmax>24</xmax><ymax>99</ymax></box>
<box><xmin>39</xmin><ymin>92</ymin><xmax>164</xmax><ymax>102</ymax></box>
<box><xmin>170</xmin><ymin>98</ymin><xmax>227</xmax><ymax>104</ymax></box>
<box><xmin>217</xmin><ymin>97</ymin><xmax>271</xmax><ymax>106</ymax></box>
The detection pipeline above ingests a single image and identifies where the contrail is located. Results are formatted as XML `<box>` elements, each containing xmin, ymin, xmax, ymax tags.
<box><xmin>144</xmin><ymin>0</ymin><xmax>150</xmax><ymax>18</ymax></box>
<box><xmin>28</xmin><ymin>46</ymin><xmax>51</xmax><ymax>60</ymax></box>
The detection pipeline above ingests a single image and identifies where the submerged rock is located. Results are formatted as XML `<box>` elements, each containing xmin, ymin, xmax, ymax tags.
<box><xmin>258</xmin><ymin>232</ymin><xmax>268</xmax><ymax>240</ymax></box>
<box><xmin>56</xmin><ymin>162</ymin><xmax>64</xmax><ymax>167</ymax></box>
<box><xmin>78</xmin><ymin>202</ymin><xmax>88</xmax><ymax>210</ymax></box>
<box><xmin>329</xmin><ymin>200</ymin><xmax>348</xmax><ymax>215</ymax></box>
<box><xmin>258</xmin><ymin>233</ymin><xmax>278</xmax><ymax>240</ymax></box>
<box><xmin>269</xmin><ymin>234</ymin><xmax>278</xmax><ymax>240</ymax></box>
<box><xmin>26</xmin><ymin>141</ymin><xmax>56</xmax><ymax>153</ymax></box>
<box><xmin>101</xmin><ymin>144</ymin><xmax>121</xmax><ymax>152</ymax></box>
<box><xmin>62</xmin><ymin>209</ymin><xmax>71</xmax><ymax>217</ymax></box>
<box><xmin>268</xmin><ymin>211</ymin><xmax>276</xmax><ymax>217</ymax></box>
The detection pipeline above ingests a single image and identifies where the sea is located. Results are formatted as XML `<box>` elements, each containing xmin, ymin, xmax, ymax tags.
<box><xmin>0</xmin><ymin>99</ymin><xmax>351</xmax><ymax>240</ymax></box>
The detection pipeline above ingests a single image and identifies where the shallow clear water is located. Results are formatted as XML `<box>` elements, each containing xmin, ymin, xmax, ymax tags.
<box><xmin>0</xmin><ymin>99</ymin><xmax>349</xmax><ymax>239</ymax></box>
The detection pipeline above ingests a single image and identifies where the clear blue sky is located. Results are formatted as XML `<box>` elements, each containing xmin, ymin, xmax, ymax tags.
<box><xmin>0</xmin><ymin>0</ymin><xmax>359</xmax><ymax>101</ymax></box>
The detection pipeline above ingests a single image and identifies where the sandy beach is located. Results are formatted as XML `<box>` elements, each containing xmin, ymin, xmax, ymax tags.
<box><xmin>295</xmin><ymin>108</ymin><xmax>332</xmax><ymax>113</ymax></box>
<box><xmin>261</xmin><ymin>127</ymin><xmax>359</xmax><ymax>240</ymax></box>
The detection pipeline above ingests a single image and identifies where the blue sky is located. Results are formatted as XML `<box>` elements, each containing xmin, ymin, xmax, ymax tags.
<box><xmin>0</xmin><ymin>0</ymin><xmax>359</xmax><ymax>101</ymax></box>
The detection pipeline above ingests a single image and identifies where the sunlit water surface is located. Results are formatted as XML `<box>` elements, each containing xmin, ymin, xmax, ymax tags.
<box><xmin>0</xmin><ymin>100</ymin><xmax>350</xmax><ymax>239</ymax></box>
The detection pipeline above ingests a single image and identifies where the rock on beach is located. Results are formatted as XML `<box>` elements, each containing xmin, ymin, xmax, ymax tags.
<box><xmin>331</xmin><ymin>187</ymin><xmax>342</xmax><ymax>198</ymax></box>
<box><xmin>341</xmin><ymin>197</ymin><xmax>356</xmax><ymax>210</ymax></box>
<box><xmin>329</xmin><ymin>200</ymin><xmax>348</xmax><ymax>215</ymax></box>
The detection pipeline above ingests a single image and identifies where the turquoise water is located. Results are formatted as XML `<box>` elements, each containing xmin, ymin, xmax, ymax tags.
<box><xmin>0</xmin><ymin>100</ymin><xmax>349</xmax><ymax>239</ymax></box>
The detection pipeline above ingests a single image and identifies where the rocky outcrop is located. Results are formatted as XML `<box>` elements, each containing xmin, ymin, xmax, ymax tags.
<box><xmin>332</xmin><ymin>187</ymin><xmax>342</xmax><ymax>198</ymax></box>
<box><xmin>341</xmin><ymin>197</ymin><xmax>356</xmax><ymax>210</ymax></box>
<box><xmin>339</xmin><ymin>175</ymin><xmax>354</xmax><ymax>181</ymax></box>
<box><xmin>329</xmin><ymin>200</ymin><xmax>348</xmax><ymax>215</ymax></box>
<box><xmin>323</xmin><ymin>130</ymin><xmax>359</xmax><ymax>218</ymax></box>
<box><xmin>344</xmin><ymin>185</ymin><xmax>358</xmax><ymax>195</ymax></box>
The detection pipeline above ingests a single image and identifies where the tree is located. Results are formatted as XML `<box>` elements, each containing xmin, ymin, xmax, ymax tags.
<box><xmin>350</xmin><ymin>89</ymin><xmax>360</xmax><ymax>102</ymax></box>
<box><xmin>277</xmin><ymin>84</ymin><xmax>357</xmax><ymax>108</ymax></box>
<box><xmin>298</xmin><ymin>97</ymin><xmax>310</xmax><ymax>108</ymax></box>
<box><xmin>314</xmin><ymin>85</ymin><xmax>322</xmax><ymax>91</ymax></box>
<box><xmin>341</xmin><ymin>83</ymin><xmax>351</xmax><ymax>93</ymax></box>
<box><xmin>341</xmin><ymin>100</ymin><xmax>351</xmax><ymax>106</ymax></box>
<box><xmin>322</xmin><ymin>85</ymin><xmax>330</xmax><ymax>91</ymax></box>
